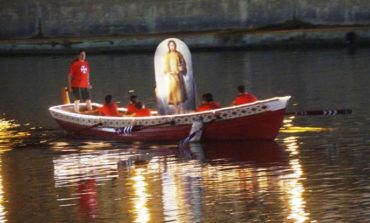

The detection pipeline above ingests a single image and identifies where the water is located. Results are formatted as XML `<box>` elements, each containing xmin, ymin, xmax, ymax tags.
<box><xmin>0</xmin><ymin>47</ymin><xmax>370</xmax><ymax>222</ymax></box>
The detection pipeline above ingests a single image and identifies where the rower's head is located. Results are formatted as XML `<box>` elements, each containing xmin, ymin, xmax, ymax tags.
<box><xmin>78</xmin><ymin>51</ymin><xmax>86</xmax><ymax>61</ymax></box>
<box><xmin>202</xmin><ymin>93</ymin><xmax>214</xmax><ymax>103</ymax></box>
<box><xmin>130</xmin><ymin>95</ymin><xmax>137</xmax><ymax>103</ymax></box>
<box><xmin>237</xmin><ymin>85</ymin><xmax>245</xmax><ymax>93</ymax></box>
<box><xmin>105</xmin><ymin>95</ymin><xmax>113</xmax><ymax>104</ymax></box>
<box><xmin>135</xmin><ymin>101</ymin><xmax>144</xmax><ymax>109</ymax></box>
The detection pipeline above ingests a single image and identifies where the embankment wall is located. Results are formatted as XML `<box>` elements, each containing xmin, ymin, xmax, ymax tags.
<box><xmin>1</xmin><ymin>0</ymin><xmax>370</xmax><ymax>39</ymax></box>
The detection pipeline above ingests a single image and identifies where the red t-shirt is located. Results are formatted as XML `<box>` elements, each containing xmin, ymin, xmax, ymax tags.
<box><xmin>233</xmin><ymin>93</ymin><xmax>257</xmax><ymax>105</ymax></box>
<box><xmin>70</xmin><ymin>59</ymin><xmax>90</xmax><ymax>88</ymax></box>
<box><xmin>126</xmin><ymin>103</ymin><xmax>138</xmax><ymax>114</ymax></box>
<box><xmin>197</xmin><ymin>102</ymin><xmax>221</xmax><ymax>112</ymax></box>
<box><xmin>98</xmin><ymin>103</ymin><xmax>120</xmax><ymax>117</ymax></box>
<box><xmin>134</xmin><ymin>108</ymin><xmax>151</xmax><ymax>117</ymax></box>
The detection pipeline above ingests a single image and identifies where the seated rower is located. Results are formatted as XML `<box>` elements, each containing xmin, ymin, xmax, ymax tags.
<box><xmin>232</xmin><ymin>85</ymin><xmax>257</xmax><ymax>105</ymax></box>
<box><xmin>84</xmin><ymin>94</ymin><xmax>121</xmax><ymax>117</ymax></box>
<box><xmin>197</xmin><ymin>93</ymin><xmax>221</xmax><ymax>112</ymax></box>
<box><xmin>133</xmin><ymin>101</ymin><xmax>151</xmax><ymax>117</ymax></box>
<box><xmin>126</xmin><ymin>95</ymin><xmax>138</xmax><ymax>115</ymax></box>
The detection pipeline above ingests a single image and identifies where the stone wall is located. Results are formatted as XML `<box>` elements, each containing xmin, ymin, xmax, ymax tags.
<box><xmin>1</xmin><ymin>0</ymin><xmax>370</xmax><ymax>39</ymax></box>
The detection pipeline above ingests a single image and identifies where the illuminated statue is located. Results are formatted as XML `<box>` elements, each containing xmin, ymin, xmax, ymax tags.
<box><xmin>155</xmin><ymin>38</ymin><xmax>197</xmax><ymax>115</ymax></box>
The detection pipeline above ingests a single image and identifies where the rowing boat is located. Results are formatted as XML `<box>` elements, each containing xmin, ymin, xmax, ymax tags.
<box><xmin>49</xmin><ymin>96</ymin><xmax>290</xmax><ymax>142</ymax></box>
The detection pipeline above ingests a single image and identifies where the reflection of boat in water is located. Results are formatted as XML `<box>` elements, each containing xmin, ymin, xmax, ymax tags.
<box><xmin>183</xmin><ymin>140</ymin><xmax>288</xmax><ymax>167</ymax></box>
<box><xmin>49</xmin><ymin>96</ymin><xmax>290</xmax><ymax>142</ymax></box>
<box><xmin>78</xmin><ymin>179</ymin><xmax>98</xmax><ymax>220</ymax></box>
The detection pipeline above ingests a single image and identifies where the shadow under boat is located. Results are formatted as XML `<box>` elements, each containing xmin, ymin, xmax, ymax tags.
<box><xmin>115</xmin><ymin>140</ymin><xmax>288</xmax><ymax>169</ymax></box>
<box><xmin>178</xmin><ymin>140</ymin><xmax>288</xmax><ymax>167</ymax></box>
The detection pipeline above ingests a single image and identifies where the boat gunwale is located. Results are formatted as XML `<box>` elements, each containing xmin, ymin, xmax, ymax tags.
<box><xmin>49</xmin><ymin>96</ymin><xmax>291</xmax><ymax>128</ymax></box>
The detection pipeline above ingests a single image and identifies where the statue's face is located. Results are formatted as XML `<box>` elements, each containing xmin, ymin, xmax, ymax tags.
<box><xmin>169</xmin><ymin>42</ymin><xmax>176</xmax><ymax>51</ymax></box>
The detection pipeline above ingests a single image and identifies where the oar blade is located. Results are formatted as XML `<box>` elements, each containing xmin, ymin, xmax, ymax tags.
<box><xmin>188</xmin><ymin>120</ymin><xmax>203</xmax><ymax>142</ymax></box>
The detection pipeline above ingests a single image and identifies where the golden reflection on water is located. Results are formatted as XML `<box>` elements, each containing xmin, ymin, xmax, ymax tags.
<box><xmin>256</xmin><ymin>168</ymin><xmax>269</xmax><ymax>192</ymax></box>
<box><xmin>53</xmin><ymin>148</ymin><xmax>131</xmax><ymax>187</ymax></box>
<box><xmin>52</xmin><ymin>147</ymin><xmax>134</xmax><ymax>219</ymax></box>
<box><xmin>281</xmin><ymin>116</ymin><xmax>330</xmax><ymax>133</ymax></box>
<box><xmin>162</xmin><ymin>169</ymin><xmax>180</xmax><ymax>223</ymax></box>
<box><xmin>50</xmin><ymin>141</ymin><xmax>113</xmax><ymax>153</ymax></box>
<box><xmin>157</xmin><ymin>155</ymin><xmax>202</xmax><ymax>223</ymax></box>
<box><xmin>282</xmin><ymin>136</ymin><xmax>310</xmax><ymax>223</ymax></box>
<box><xmin>0</xmin><ymin>157</ymin><xmax>5</xmax><ymax>223</ymax></box>
<box><xmin>0</xmin><ymin>118</ymin><xmax>29</xmax><ymax>152</ymax></box>
<box><xmin>50</xmin><ymin>136</ymin><xmax>315</xmax><ymax>222</ymax></box>
<box><xmin>130</xmin><ymin>167</ymin><xmax>150</xmax><ymax>223</ymax></box>
<box><xmin>0</xmin><ymin>118</ymin><xmax>31</xmax><ymax>222</ymax></box>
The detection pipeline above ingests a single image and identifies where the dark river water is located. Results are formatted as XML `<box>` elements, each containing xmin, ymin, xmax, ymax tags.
<box><xmin>0</xmin><ymin>47</ymin><xmax>369</xmax><ymax>222</ymax></box>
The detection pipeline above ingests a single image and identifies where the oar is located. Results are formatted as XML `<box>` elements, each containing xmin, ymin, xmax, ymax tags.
<box><xmin>285</xmin><ymin>109</ymin><xmax>352</xmax><ymax>116</ymax></box>
<box><xmin>179</xmin><ymin>125</ymin><xmax>202</xmax><ymax>148</ymax></box>
<box><xmin>181</xmin><ymin>119</ymin><xmax>204</xmax><ymax>145</ymax></box>
<box><xmin>180</xmin><ymin>114</ymin><xmax>220</xmax><ymax>146</ymax></box>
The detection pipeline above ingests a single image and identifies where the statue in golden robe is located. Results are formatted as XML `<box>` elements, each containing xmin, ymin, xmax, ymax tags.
<box><xmin>163</xmin><ymin>40</ymin><xmax>188</xmax><ymax>112</ymax></box>
<box><xmin>155</xmin><ymin>38</ymin><xmax>197</xmax><ymax>115</ymax></box>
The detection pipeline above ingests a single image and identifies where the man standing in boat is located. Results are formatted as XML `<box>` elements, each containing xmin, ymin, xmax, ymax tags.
<box><xmin>68</xmin><ymin>51</ymin><xmax>92</xmax><ymax>112</ymax></box>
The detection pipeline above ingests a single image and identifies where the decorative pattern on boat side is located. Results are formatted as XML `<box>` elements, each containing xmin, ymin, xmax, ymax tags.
<box><xmin>50</xmin><ymin>97</ymin><xmax>290</xmax><ymax>128</ymax></box>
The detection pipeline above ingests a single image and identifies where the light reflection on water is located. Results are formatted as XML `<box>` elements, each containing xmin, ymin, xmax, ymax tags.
<box><xmin>130</xmin><ymin>168</ymin><xmax>150</xmax><ymax>223</ymax></box>
<box><xmin>0</xmin><ymin>153</ymin><xmax>5</xmax><ymax>222</ymax></box>
<box><xmin>49</xmin><ymin>139</ymin><xmax>303</xmax><ymax>222</ymax></box>
<box><xmin>0</xmin><ymin>118</ymin><xmax>32</xmax><ymax>222</ymax></box>
<box><xmin>53</xmin><ymin>148</ymin><xmax>127</xmax><ymax>187</ymax></box>
<box><xmin>0</xmin><ymin>118</ymin><xmax>30</xmax><ymax>151</ymax></box>
<box><xmin>282</xmin><ymin>136</ymin><xmax>309</xmax><ymax>223</ymax></box>
<box><xmin>0</xmin><ymin>113</ymin><xmax>368</xmax><ymax>222</ymax></box>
